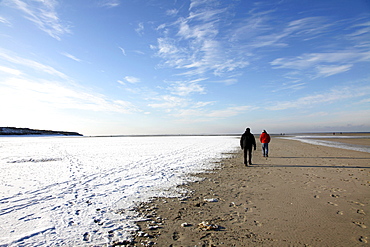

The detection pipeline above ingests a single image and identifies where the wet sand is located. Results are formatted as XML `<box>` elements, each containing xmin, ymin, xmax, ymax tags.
<box><xmin>319</xmin><ymin>138</ymin><xmax>370</xmax><ymax>147</ymax></box>
<box><xmin>133</xmin><ymin>137</ymin><xmax>370</xmax><ymax>246</ymax></box>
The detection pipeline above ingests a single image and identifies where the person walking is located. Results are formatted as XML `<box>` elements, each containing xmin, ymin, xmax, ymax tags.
<box><xmin>240</xmin><ymin>128</ymin><xmax>256</xmax><ymax>166</ymax></box>
<box><xmin>260</xmin><ymin>130</ymin><xmax>271</xmax><ymax>157</ymax></box>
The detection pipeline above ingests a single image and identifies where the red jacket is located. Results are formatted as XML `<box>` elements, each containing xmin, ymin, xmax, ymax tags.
<box><xmin>260</xmin><ymin>132</ymin><xmax>270</xmax><ymax>143</ymax></box>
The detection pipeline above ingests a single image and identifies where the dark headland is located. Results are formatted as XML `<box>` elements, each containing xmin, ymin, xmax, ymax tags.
<box><xmin>0</xmin><ymin>127</ymin><xmax>83</xmax><ymax>136</ymax></box>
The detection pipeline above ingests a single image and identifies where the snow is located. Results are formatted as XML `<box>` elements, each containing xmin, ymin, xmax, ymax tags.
<box><xmin>0</xmin><ymin>136</ymin><xmax>239</xmax><ymax>246</ymax></box>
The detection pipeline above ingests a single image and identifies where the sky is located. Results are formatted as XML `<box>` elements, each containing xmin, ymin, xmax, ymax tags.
<box><xmin>0</xmin><ymin>0</ymin><xmax>369</xmax><ymax>136</ymax></box>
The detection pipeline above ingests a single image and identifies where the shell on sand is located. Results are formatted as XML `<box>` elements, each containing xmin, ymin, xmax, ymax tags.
<box><xmin>198</xmin><ymin>221</ymin><xmax>219</xmax><ymax>231</ymax></box>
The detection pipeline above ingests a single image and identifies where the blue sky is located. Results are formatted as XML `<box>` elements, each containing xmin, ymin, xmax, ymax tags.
<box><xmin>0</xmin><ymin>0</ymin><xmax>369</xmax><ymax>135</ymax></box>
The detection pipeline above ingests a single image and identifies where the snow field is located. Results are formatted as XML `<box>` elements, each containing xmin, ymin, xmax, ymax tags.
<box><xmin>0</xmin><ymin>136</ymin><xmax>239</xmax><ymax>246</ymax></box>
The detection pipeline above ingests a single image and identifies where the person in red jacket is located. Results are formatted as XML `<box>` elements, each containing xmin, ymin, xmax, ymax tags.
<box><xmin>259</xmin><ymin>130</ymin><xmax>271</xmax><ymax>157</ymax></box>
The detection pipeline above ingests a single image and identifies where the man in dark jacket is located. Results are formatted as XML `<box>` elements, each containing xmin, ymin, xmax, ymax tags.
<box><xmin>240</xmin><ymin>128</ymin><xmax>256</xmax><ymax>166</ymax></box>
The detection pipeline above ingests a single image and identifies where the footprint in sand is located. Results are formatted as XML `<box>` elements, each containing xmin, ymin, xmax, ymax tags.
<box><xmin>83</xmin><ymin>232</ymin><xmax>90</xmax><ymax>241</ymax></box>
<box><xmin>353</xmin><ymin>222</ymin><xmax>367</xmax><ymax>229</ymax></box>
<box><xmin>245</xmin><ymin>208</ymin><xmax>253</xmax><ymax>213</ymax></box>
<box><xmin>172</xmin><ymin>231</ymin><xmax>180</xmax><ymax>240</ymax></box>
<box><xmin>328</xmin><ymin>202</ymin><xmax>338</xmax><ymax>206</ymax></box>
<box><xmin>351</xmin><ymin>201</ymin><xmax>365</xmax><ymax>206</ymax></box>
<box><xmin>337</xmin><ymin>211</ymin><xmax>344</xmax><ymax>215</ymax></box>
<box><xmin>359</xmin><ymin>236</ymin><xmax>368</xmax><ymax>243</ymax></box>
<box><xmin>254</xmin><ymin>220</ymin><xmax>262</xmax><ymax>227</ymax></box>
<box><xmin>357</xmin><ymin>209</ymin><xmax>366</xmax><ymax>215</ymax></box>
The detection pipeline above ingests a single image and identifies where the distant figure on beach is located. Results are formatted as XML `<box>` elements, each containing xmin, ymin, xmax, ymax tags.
<box><xmin>240</xmin><ymin>128</ymin><xmax>256</xmax><ymax>166</ymax></box>
<box><xmin>260</xmin><ymin>130</ymin><xmax>271</xmax><ymax>157</ymax></box>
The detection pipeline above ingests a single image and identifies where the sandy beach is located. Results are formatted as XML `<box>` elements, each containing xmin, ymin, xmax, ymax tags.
<box><xmin>133</xmin><ymin>136</ymin><xmax>370</xmax><ymax>247</ymax></box>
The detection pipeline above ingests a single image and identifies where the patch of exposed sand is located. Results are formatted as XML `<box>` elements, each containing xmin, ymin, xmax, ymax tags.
<box><xmin>133</xmin><ymin>138</ymin><xmax>370</xmax><ymax>246</ymax></box>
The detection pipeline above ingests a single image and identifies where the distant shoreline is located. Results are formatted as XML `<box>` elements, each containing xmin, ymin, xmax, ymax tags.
<box><xmin>89</xmin><ymin>132</ymin><xmax>370</xmax><ymax>138</ymax></box>
<box><xmin>0</xmin><ymin>127</ymin><xmax>83</xmax><ymax>136</ymax></box>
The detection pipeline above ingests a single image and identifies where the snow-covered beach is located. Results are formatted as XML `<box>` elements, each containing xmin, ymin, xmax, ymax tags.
<box><xmin>0</xmin><ymin>136</ymin><xmax>239</xmax><ymax>246</ymax></box>
<box><xmin>1</xmin><ymin>134</ymin><xmax>369</xmax><ymax>246</ymax></box>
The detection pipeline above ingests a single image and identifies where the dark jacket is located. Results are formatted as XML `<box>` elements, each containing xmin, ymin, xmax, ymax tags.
<box><xmin>240</xmin><ymin>130</ymin><xmax>256</xmax><ymax>150</ymax></box>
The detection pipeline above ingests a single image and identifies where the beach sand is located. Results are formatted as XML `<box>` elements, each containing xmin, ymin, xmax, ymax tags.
<box><xmin>133</xmin><ymin>137</ymin><xmax>370</xmax><ymax>246</ymax></box>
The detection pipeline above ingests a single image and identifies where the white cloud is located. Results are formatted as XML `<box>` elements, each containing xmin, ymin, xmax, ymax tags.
<box><xmin>285</xmin><ymin>17</ymin><xmax>332</xmax><ymax>39</ymax></box>
<box><xmin>0</xmin><ymin>77</ymin><xmax>139</xmax><ymax>114</ymax></box>
<box><xmin>345</xmin><ymin>20</ymin><xmax>370</xmax><ymax>50</ymax></box>
<box><xmin>153</xmin><ymin>3</ymin><xmax>252</xmax><ymax>78</ymax></box>
<box><xmin>193</xmin><ymin>101</ymin><xmax>214</xmax><ymax>108</ymax></box>
<box><xmin>148</xmin><ymin>95</ymin><xmax>188</xmax><ymax>109</ymax></box>
<box><xmin>271</xmin><ymin>82</ymin><xmax>306</xmax><ymax>92</ymax></box>
<box><xmin>171</xmin><ymin>104</ymin><xmax>257</xmax><ymax>122</ymax></box>
<box><xmin>271</xmin><ymin>51</ymin><xmax>370</xmax><ymax>77</ymax></box>
<box><xmin>231</xmin><ymin>14</ymin><xmax>331</xmax><ymax>49</ymax></box>
<box><xmin>119</xmin><ymin>47</ymin><xmax>126</xmax><ymax>56</ymax></box>
<box><xmin>4</xmin><ymin>0</ymin><xmax>70</xmax><ymax>40</ymax></box>
<box><xmin>135</xmin><ymin>22</ymin><xmax>144</xmax><ymax>35</ymax></box>
<box><xmin>124</xmin><ymin>76</ymin><xmax>140</xmax><ymax>84</ymax></box>
<box><xmin>133</xmin><ymin>50</ymin><xmax>145</xmax><ymax>55</ymax></box>
<box><xmin>316</xmin><ymin>64</ymin><xmax>352</xmax><ymax>78</ymax></box>
<box><xmin>0</xmin><ymin>16</ymin><xmax>11</xmax><ymax>26</ymax></box>
<box><xmin>212</xmin><ymin>78</ymin><xmax>238</xmax><ymax>85</ymax></box>
<box><xmin>166</xmin><ymin>9</ymin><xmax>178</xmax><ymax>16</ymax></box>
<box><xmin>0</xmin><ymin>65</ymin><xmax>22</xmax><ymax>75</ymax></box>
<box><xmin>189</xmin><ymin>0</ymin><xmax>211</xmax><ymax>11</ymax></box>
<box><xmin>168</xmin><ymin>82</ymin><xmax>205</xmax><ymax>96</ymax></box>
<box><xmin>0</xmin><ymin>49</ymin><xmax>69</xmax><ymax>79</ymax></box>
<box><xmin>205</xmin><ymin>105</ymin><xmax>256</xmax><ymax>118</ymax></box>
<box><xmin>99</xmin><ymin>0</ymin><xmax>120</xmax><ymax>8</ymax></box>
<box><xmin>267</xmin><ymin>85</ymin><xmax>370</xmax><ymax>110</ymax></box>
<box><xmin>117</xmin><ymin>80</ymin><xmax>125</xmax><ymax>85</ymax></box>
<box><xmin>359</xmin><ymin>98</ymin><xmax>370</xmax><ymax>103</ymax></box>
<box><xmin>61</xmin><ymin>52</ymin><xmax>81</xmax><ymax>62</ymax></box>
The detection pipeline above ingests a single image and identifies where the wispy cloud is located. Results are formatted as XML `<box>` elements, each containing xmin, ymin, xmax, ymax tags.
<box><xmin>267</xmin><ymin>85</ymin><xmax>370</xmax><ymax>110</ymax></box>
<box><xmin>0</xmin><ymin>49</ymin><xmax>69</xmax><ymax>79</ymax></box>
<box><xmin>0</xmin><ymin>65</ymin><xmax>22</xmax><ymax>75</ymax></box>
<box><xmin>123</xmin><ymin>76</ymin><xmax>140</xmax><ymax>84</ymax></box>
<box><xmin>148</xmin><ymin>95</ymin><xmax>188</xmax><ymax>110</ymax></box>
<box><xmin>61</xmin><ymin>52</ymin><xmax>82</xmax><ymax>62</ymax></box>
<box><xmin>316</xmin><ymin>64</ymin><xmax>352</xmax><ymax>78</ymax></box>
<box><xmin>346</xmin><ymin>20</ymin><xmax>370</xmax><ymax>47</ymax></box>
<box><xmin>153</xmin><ymin>2</ymin><xmax>249</xmax><ymax>78</ymax></box>
<box><xmin>271</xmin><ymin>82</ymin><xmax>306</xmax><ymax>92</ymax></box>
<box><xmin>166</xmin><ymin>9</ymin><xmax>178</xmax><ymax>16</ymax></box>
<box><xmin>271</xmin><ymin>51</ymin><xmax>370</xmax><ymax>78</ymax></box>
<box><xmin>230</xmin><ymin>14</ymin><xmax>331</xmax><ymax>48</ymax></box>
<box><xmin>119</xmin><ymin>46</ymin><xmax>126</xmax><ymax>56</ymax></box>
<box><xmin>170</xmin><ymin>105</ymin><xmax>257</xmax><ymax>123</ymax></box>
<box><xmin>1</xmin><ymin>76</ymin><xmax>139</xmax><ymax>114</ymax></box>
<box><xmin>167</xmin><ymin>81</ymin><xmax>205</xmax><ymax>96</ymax></box>
<box><xmin>205</xmin><ymin>105</ymin><xmax>257</xmax><ymax>118</ymax></box>
<box><xmin>4</xmin><ymin>0</ymin><xmax>70</xmax><ymax>40</ymax></box>
<box><xmin>98</xmin><ymin>0</ymin><xmax>120</xmax><ymax>8</ymax></box>
<box><xmin>153</xmin><ymin>3</ymin><xmax>343</xmax><ymax>83</ymax></box>
<box><xmin>0</xmin><ymin>16</ymin><xmax>11</xmax><ymax>26</ymax></box>
<box><xmin>135</xmin><ymin>22</ymin><xmax>144</xmax><ymax>35</ymax></box>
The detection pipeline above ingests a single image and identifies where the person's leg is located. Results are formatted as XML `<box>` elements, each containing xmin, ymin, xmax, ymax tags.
<box><xmin>248</xmin><ymin>148</ymin><xmax>252</xmax><ymax>165</ymax></box>
<box><xmin>265</xmin><ymin>143</ymin><xmax>269</xmax><ymax>157</ymax></box>
<box><xmin>243</xmin><ymin>149</ymin><xmax>248</xmax><ymax>165</ymax></box>
<box><xmin>262</xmin><ymin>144</ymin><xmax>266</xmax><ymax>157</ymax></box>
